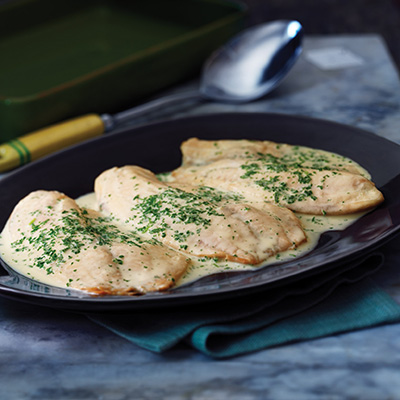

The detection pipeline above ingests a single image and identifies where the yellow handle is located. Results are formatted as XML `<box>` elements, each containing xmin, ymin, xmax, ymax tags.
<box><xmin>0</xmin><ymin>114</ymin><xmax>105</xmax><ymax>172</ymax></box>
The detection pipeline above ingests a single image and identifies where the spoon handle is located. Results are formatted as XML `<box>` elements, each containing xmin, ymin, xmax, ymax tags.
<box><xmin>0</xmin><ymin>90</ymin><xmax>202</xmax><ymax>172</ymax></box>
<box><xmin>0</xmin><ymin>114</ymin><xmax>105</xmax><ymax>172</ymax></box>
<box><xmin>102</xmin><ymin>90</ymin><xmax>202</xmax><ymax>131</ymax></box>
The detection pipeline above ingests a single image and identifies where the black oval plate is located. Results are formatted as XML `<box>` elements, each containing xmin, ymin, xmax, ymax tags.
<box><xmin>0</xmin><ymin>113</ymin><xmax>399</xmax><ymax>311</ymax></box>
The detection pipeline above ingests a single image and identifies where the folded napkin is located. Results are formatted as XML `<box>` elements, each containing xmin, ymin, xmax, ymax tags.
<box><xmin>88</xmin><ymin>253</ymin><xmax>400</xmax><ymax>358</ymax></box>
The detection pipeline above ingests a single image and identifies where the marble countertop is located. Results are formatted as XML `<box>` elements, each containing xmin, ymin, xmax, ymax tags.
<box><xmin>1</xmin><ymin>35</ymin><xmax>400</xmax><ymax>400</ymax></box>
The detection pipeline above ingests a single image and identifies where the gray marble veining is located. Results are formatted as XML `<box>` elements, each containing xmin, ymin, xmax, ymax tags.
<box><xmin>2</xmin><ymin>292</ymin><xmax>400</xmax><ymax>400</ymax></box>
<box><xmin>1</xmin><ymin>35</ymin><xmax>400</xmax><ymax>400</ymax></box>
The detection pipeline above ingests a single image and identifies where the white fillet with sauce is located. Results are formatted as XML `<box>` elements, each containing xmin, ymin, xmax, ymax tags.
<box><xmin>95</xmin><ymin>165</ymin><xmax>307</xmax><ymax>265</ymax></box>
<box><xmin>180</xmin><ymin>137</ymin><xmax>368</xmax><ymax>176</ymax></box>
<box><xmin>4</xmin><ymin>190</ymin><xmax>188</xmax><ymax>294</ymax></box>
<box><xmin>172</xmin><ymin>140</ymin><xmax>384</xmax><ymax>215</ymax></box>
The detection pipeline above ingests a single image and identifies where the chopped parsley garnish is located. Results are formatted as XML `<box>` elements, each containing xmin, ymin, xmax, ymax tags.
<box><xmin>131</xmin><ymin>187</ymin><xmax>233</xmax><ymax>244</ymax></box>
<box><xmin>239</xmin><ymin>159</ymin><xmax>320</xmax><ymax>204</ymax></box>
<box><xmin>11</xmin><ymin>208</ymin><xmax>149</xmax><ymax>273</ymax></box>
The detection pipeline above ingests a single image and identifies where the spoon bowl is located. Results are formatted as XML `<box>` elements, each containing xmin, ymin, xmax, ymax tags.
<box><xmin>200</xmin><ymin>20</ymin><xmax>304</xmax><ymax>102</ymax></box>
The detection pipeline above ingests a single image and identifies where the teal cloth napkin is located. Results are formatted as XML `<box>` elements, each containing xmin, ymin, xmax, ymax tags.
<box><xmin>88</xmin><ymin>253</ymin><xmax>400</xmax><ymax>358</ymax></box>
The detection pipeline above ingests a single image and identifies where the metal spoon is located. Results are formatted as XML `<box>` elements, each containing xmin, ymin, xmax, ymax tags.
<box><xmin>106</xmin><ymin>20</ymin><xmax>303</xmax><ymax>129</ymax></box>
<box><xmin>0</xmin><ymin>20</ymin><xmax>303</xmax><ymax>172</ymax></box>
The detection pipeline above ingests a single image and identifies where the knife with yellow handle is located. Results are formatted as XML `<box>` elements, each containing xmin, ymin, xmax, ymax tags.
<box><xmin>0</xmin><ymin>91</ymin><xmax>199</xmax><ymax>173</ymax></box>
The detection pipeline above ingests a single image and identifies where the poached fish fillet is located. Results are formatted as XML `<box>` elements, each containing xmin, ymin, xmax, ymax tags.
<box><xmin>171</xmin><ymin>158</ymin><xmax>384</xmax><ymax>215</ymax></box>
<box><xmin>95</xmin><ymin>166</ymin><xmax>307</xmax><ymax>265</ymax></box>
<box><xmin>180</xmin><ymin>138</ymin><xmax>367</xmax><ymax>176</ymax></box>
<box><xmin>169</xmin><ymin>181</ymin><xmax>306</xmax><ymax>249</ymax></box>
<box><xmin>6</xmin><ymin>190</ymin><xmax>188</xmax><ymax>294</ymax></box>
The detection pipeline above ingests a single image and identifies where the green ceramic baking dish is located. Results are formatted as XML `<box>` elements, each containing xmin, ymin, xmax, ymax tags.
<box><xmin>0</xmin><ymin>0</ymin><xmax>246</xmax><ymax>142</ymax></box>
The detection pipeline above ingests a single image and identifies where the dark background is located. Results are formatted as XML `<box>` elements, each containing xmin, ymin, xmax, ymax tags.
<box><xmin>0</xmin><ymin>0</ymin><xmax>398</xmax><ymax>71</ymax></box>
<box><xmin>242</xmin><ymin>0</ymin><xmax>400</xmax><ymax>72</ymax></box>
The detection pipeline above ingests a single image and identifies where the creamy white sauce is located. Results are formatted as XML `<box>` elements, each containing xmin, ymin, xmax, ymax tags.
<box><xmin>0</xmin><ymin>191</ymin><xmax>364</xmax><ymax>289</ymax></box>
